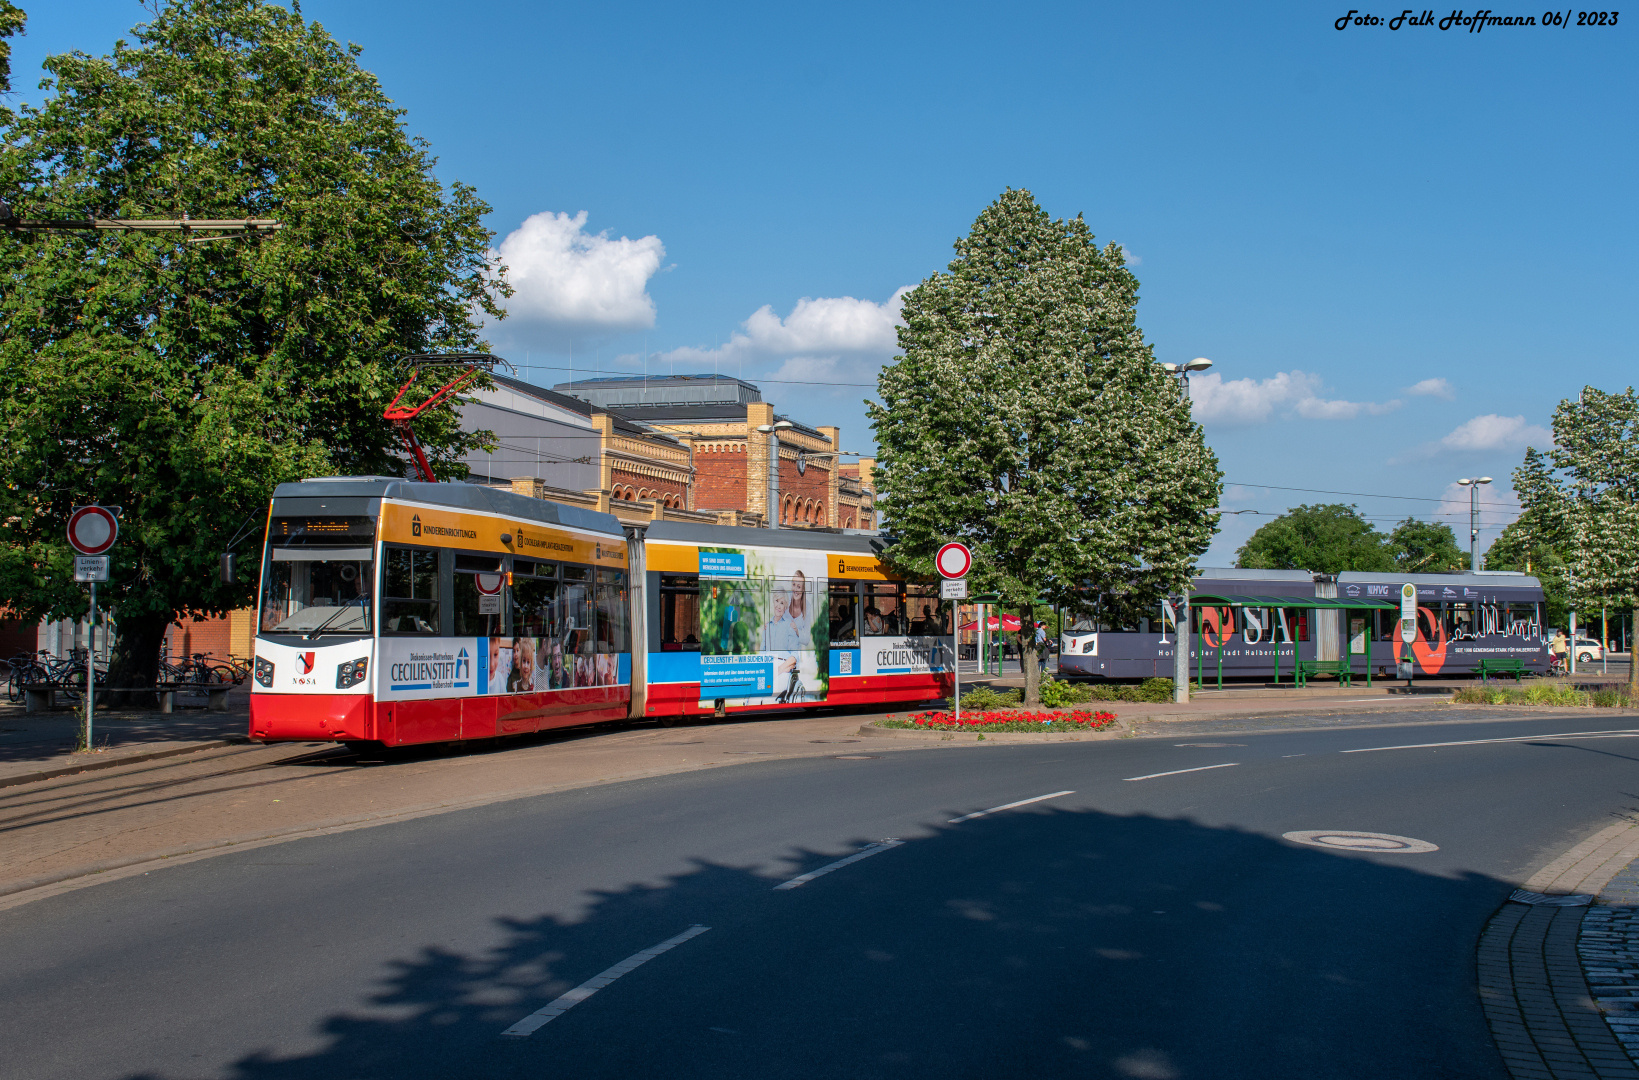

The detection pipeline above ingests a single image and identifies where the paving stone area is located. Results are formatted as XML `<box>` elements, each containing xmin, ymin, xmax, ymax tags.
<box><xmin>1581</xmin><ymin>860</ymin><xmax>1639</xmax><ymax>1065</ymax></box>
<box><xmin>1480</xmin><ymin>822</ymin><xmax>1639</xmax><ymax>1079</ymax></box>
<box><xmin>1137</xmin><ymin>707</ymin><xmax>1549</xmax><ymax>737</ymax></box>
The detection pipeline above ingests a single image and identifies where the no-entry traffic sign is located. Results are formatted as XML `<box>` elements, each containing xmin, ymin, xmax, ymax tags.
<box><xmin>936</xmin><ymin>542</ymin><xmax>972</xmax><ymax>579</ymax></box>
<box><xmin>67</xmin><ymin>505</ymin><xmax>119</xmax><ymax>555</ymax></box>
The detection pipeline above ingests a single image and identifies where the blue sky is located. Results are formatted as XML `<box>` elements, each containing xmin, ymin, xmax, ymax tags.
<box><xmin>13</xmin><ymin>1</ymin><xmax>1635</xmax><ymax>563</ymax></box>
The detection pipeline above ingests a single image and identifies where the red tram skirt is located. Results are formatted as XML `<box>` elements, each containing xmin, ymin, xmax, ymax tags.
<box><xmin>250</xmin><ymin>687</ymin><xmax>631</xmax><ymax>746</ymax></box>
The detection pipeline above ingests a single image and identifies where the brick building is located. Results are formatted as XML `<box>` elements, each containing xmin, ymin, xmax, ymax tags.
<box><xmin>553</xmin><ymin>374</ymin><xmax>876</xmax><ymax>530</ymax></box>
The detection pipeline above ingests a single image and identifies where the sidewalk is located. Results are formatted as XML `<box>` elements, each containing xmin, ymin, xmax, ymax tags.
<box><xmin>0</xmin><ymin>697</ymin><xmax>250</xmax><ymax>788</ymax></box>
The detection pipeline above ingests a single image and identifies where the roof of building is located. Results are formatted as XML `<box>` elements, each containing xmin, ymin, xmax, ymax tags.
<box><xmin>554</xmin><ymin>372</ymin><xmax>764</xmax><ymax>409</ymax></box>
<box><xmin>488</xmin><ymin>374</ymin><xmax>678</xmax><ymax>441</ymax></box>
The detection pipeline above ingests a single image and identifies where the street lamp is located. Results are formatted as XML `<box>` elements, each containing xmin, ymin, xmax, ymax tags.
<box><xmin>1455</xmin><ymin>476</ymin><xmax>1493</xmax><ymax>572</ymax></box>
<box><xmin>754</xmin><ymin>419</ymin><xmax>795</xmax><ymax>528</ymax></box>
<box><xmin>1157</xmin><ymin>357</ymin><xmax>1213</xmax><ymax>399</ymax></box>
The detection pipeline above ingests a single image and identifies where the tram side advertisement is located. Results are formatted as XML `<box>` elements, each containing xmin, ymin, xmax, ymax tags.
<box><xmin>377</xmin><ymin>638</ymin><xmax>626</xmax><ymax>700</ymax></box>
<box><xmin>699</xmin><ymin>546</ymin><xmax>828</xmax><ymax>707</ymax></box>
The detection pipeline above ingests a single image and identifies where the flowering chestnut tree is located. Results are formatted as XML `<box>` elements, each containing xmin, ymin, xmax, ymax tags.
<box><xmin>869</xmin><ymin>189</ymin><xmax>1221</xmax><ymax>704</ymax></box>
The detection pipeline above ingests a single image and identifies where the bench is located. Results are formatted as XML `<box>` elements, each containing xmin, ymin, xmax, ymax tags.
<box><xmin>155</xmin><ymin>681</ymin><xmax>235</xmax><ymax>713</ymax></box>
<box><xmin>1477</xmin><ymin>657</ymin><xmax>1528</xmax><ymax>681</ymax></box>
<box><xmin>24</xmin><ymin>682</ymin><xmax>234</xmax><ymax>713</ymax></box>
<box><xmin>22</xmin><ymin>681</ymin><xmax>72</xmax><ymax>713</ymax></box>
<box><xmin>1294</xmin><ymin>659</ymin><xmax>1353</xmax><ymax>688</ymax></box>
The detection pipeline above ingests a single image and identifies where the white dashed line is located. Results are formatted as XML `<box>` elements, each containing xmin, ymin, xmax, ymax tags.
<box><xmin>1122</xmin><ymin>763</ymin><xmax>1239</xmax><ymax>781</ymax></box>
<box><xmin>500</xmin><ymin>925</ymin><xmax>710</xmax><ymax>1037</ymax></box>
<box><xmin>1342</xmin><ymin>729</ymin><xmax>1639</xmax><ymax>754</ymax></box>
<box><xmin>773</xmin><ymin>841</ymin><xmax>904</xmax><ymax>890</ymax></box>
<box><xmin>948</xmin><ymin>790</ymin><xmax>1075</xmax><ymax>824</ymax></box>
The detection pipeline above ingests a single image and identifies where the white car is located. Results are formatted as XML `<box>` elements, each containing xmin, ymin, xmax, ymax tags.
<box><xmin>1573</xmin><ymin>638</ymin><xmax>1605</xmax><ymax>663</ymax></box>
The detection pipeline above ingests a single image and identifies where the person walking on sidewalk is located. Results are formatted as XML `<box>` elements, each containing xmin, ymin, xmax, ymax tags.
<box><xmin>1035</xmin><ymin>621</ymin><xmax>1049</xmax><ymax>675</ymax></box>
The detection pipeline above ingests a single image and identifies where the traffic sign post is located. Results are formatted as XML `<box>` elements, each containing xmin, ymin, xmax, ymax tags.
<box><xmin>67</xmin><ymin>506</ymin><xmax>119</xmax><ymax>751</ymax></box>
<box><xmin>935</xmin><ymin>544</ymin><xmax>972</xmax><ymax>725</ymax></box>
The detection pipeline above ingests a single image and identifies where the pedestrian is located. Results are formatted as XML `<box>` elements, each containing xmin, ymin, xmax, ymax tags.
<box><xmin>1549</xmin><ymin>628</ymin><xmax>1568</xmax><ymax>674</ymax></box>
<box><xmin>1035</xmin><ymin>621</ymin><xmax>1049</xmax><ymax>675</ymax></box>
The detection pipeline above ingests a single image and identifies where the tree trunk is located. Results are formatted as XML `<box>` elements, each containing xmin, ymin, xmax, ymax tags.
<box><xmin>1019</xmin><ymin>612</ymin><xmax>1041</xmax><ymax>706</ymax></box>
<box><xmin>105</xmin><ymin>610</ymin><xmax>170</xmax><ymax>709</ymax></box>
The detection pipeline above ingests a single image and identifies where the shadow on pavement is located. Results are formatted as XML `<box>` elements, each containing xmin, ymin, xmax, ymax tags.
<box><xmin>0</xmin><ymin>708</ymin><xmax>249</xmax><ymax>765</ymax></box>
<box><xmin>98</xmin><ymin>806</ymin><xmax>1514</xmax><ymax>1080</ymax></box>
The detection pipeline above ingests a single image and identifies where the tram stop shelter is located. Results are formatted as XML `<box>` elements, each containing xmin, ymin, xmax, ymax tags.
<box><xmin>1188</xmin><ymin>592</ymin><xmax>1401</xmax><ymax>688</ymax></box>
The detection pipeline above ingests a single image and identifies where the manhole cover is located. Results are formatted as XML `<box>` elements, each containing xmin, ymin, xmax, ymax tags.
<box><xmin>1174</xmin><ymin>742</ymin><xmax>1244</xmax><ymax>748</ymax></box>
<box><xmin>834</xmin><ymin>754</ymin><xmax>878</xmax><ymax>760</ymax></box>
<box><xmin>1283</xmin><ymin>830</ymin><xmax>1438</xmax><ymax>853</ymax></box>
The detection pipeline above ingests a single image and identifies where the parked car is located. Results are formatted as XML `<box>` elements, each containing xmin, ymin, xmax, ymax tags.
<box><xmin>1573</xmin><ymin>637</ymin><xmax>1604</xmax><ymax>663</ymax></box>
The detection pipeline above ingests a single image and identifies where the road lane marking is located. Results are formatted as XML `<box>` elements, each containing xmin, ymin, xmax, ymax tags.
<box><xmin>500</xmin><ymin>925</ymin><xmax>710</xmax><ymax>1037</ymax></box>
<box><xmin>773</xmin><ymin>840</ymin><xmax>904</xmax><ymax>890</ymax></box>
<box><xmin>1342</xmin><ymin>729</ymin><xmax>1639</xmax><ymax>754</ymax></box>
<box><xmin>948</xmin><ymin>790</ymin><xmax>1075</xmax><ymax>824</ymax></box>
<box><xmin>1123</xmin><ymin>763</ymin><xmax>1239</xmax><ymax>782</ymax></box>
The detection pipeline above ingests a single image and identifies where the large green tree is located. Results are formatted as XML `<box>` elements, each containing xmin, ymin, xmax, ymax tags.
<box><xmin>1513</xmin><ymin>386</ymin><xmax>1639</xmax><ymax>690</ymax></box>
<box><xmin>1235</xmin><ymin>504</ymin><xmax>1392</xmax><ymax>573</ymax></box>
<box><xmin>0</xmin><ymin>0</ymin><xmax>507</xmax><ymax>697</ymax></box>
<box><xmin>1386</xmin><ymin>517</ymin><xmax>1467</xmax><ymax>573</ymax></box>
<box><xmin>870</xmin><ymin>189</ymin><xmax>1221</xmax><ymax>704</ymax></box>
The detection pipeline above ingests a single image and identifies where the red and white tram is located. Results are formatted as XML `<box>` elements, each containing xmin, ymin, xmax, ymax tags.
<box><xmin>249</xmin><ymin>478</ymin><xmax>953</xmax><ymax>747</ymax></box>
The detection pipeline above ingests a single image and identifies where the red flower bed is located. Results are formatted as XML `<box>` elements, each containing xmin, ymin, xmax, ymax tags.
<box><xmin>882</xmin><ymin>708</ymin><xmax>1118</xmax><ymax>732</ymax></box>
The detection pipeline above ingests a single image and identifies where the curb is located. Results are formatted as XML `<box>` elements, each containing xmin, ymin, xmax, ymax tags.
<box><xmin>0</xmin><ymin>739</ymin><xmax>249</xmax><ymax>790</ymax></box>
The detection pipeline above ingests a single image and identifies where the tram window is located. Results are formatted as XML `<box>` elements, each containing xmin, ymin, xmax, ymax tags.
<box><xmin>511</xmin><ymin>576</ymin><xmax>559</xmax><ymax>637</ymax></box>
<box><xmin>260</xmin><ymin>548</ymin><xmax>373</xmax><ymax>635</ymax></box>
<box><xmin>514</xmin><ymin>560</ymin><xmax>557</xmax><ymax>580</ymax></box>
<box><xmin>1375</xmin><ymin>609</ymin><xmax>1398</xmax><ymax>641</ymax></box>
<box><xmin>1066</xmin><ymin>612</ymin><xmax>1097</xmax><ymax>633</ymax></box>
<box><xmin>828</xmin><ymin>582</ymin><xmax>859</xmax><ymax>645</ymax></box>
<box><xmin>595</xmin><ymin>571</ymin><xmax>629</xmax><ymax>660</ymax></box>
<box><xmin>453</xmin><ymin>564</ymin><xmax>507</xmax><ymax>638</ymax></box>
<box><xmin>455</xmin><ymin>554</ymin><xmax>502</xmax><ymax>573</ymax></box>
<box><xmin>660</xmin><ymin>574</ymin><xmax>701</xmax><ymax>651</ymax></box>
<box><xmin>1444</xmin><ymin>603</ymin><xmax>1473</xmax><ymax>640</ymax></box>
<box><xmin>1507</xmin><ymin>602</ymin><xmax>1540</xmax><ymax>634</ymax></box>
<box><xmin>906</xmin><ymin>584</ymin><xmax>945</xmax><ymax>635</ymax></box>
<box><xmin>864</xmin><ymin>583</ymin><xmax>906</xmax><ymax>636</ymax></box>
<box><xmin>561</xmin><ymin>569</ymin><xmax>597</xmax><ymax>687</ymax></box>
<box><xmin>381</xmin><ymin>546</ymin><xmax>440</xmax><ymax>635</ymax></box>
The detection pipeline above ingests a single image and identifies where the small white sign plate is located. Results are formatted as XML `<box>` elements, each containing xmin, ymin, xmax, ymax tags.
<box><xmin>940</xmin><ymin>578</ymin><xmax>968</xmax><ymax>600</ymax></box>
<box><xmin>478</xmin><ymin>594</ymin><xmax>502</xmax><ymax>614</ymax></box>
<box><xmin>75</xmin><ymin>555</ymin><xmax>110</xmax><ymax>582</ymax></box>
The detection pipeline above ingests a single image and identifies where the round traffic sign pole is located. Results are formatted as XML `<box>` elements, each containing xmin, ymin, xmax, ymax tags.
<box><xmin>67</xmin><ymin>505</ymin><xmax>119</xmax><ymax>555</ymax></box>
<box><xmin>936</xmin><ymin>542</ymin><xmax>972</xmax><ymax>579</ymax></box>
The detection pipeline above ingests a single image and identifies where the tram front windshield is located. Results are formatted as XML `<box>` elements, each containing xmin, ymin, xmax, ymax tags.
<box><xmin>261</xmin><ymin>545</ymin><xmax>374</xmax><ymax>636</ymax></box>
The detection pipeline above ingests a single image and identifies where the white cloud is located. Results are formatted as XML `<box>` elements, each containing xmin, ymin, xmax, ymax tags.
<box><xmin>1407</xmin><ymin>377</ymin><xmax>1455</xmax><ymax>399</ymax></box>
<box><xmin>1116</xmin><ymin>244</ymin><xmax>1141</xmax><ymax>267</ymax></box>
<box><xmin>1439</xmin><ymin>414</ymin><xmax>1552</xmax><ymax>452</ymax></box>
<box><xmin>1189</xmin><ymin>370</ymin><xmax>1399</xmax><ymax>425</ymax></box>
<box><xmin>659</xmin><ymin>288</ymin><xmax>911</xmax><ymax>372</ymax></box>
<box><xmin>491</xmin><ymin>211</ymin><xmax>664</xmax><ymax>334</ymax></box>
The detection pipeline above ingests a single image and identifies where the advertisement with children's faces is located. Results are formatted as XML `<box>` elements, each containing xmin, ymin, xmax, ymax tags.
<box><xmin>482</xmin><ymin>632</ymin><xmax>622</xmax><ymax>692</ymax></box>
<box><xmin>698</xmin><ymin>546</ymin><xmax>828</xmax><ymax>705</ymax></box>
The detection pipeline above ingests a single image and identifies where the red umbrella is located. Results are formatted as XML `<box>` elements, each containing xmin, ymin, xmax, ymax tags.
<box><xmin>959</xmin><ymin>614</ymin><xmax>1024</xmax><ymax>632</ymax></box>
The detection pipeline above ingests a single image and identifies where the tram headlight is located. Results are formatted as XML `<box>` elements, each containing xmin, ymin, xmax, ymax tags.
<box><xmin>254</xmin><ymin>655</ymin><xmax>275</xmax><ymax>688</ymax></box>
<box><xmin>336</xmin><ymin>657</ymin><xmax>369</xmax><ymax>689</ymax></box>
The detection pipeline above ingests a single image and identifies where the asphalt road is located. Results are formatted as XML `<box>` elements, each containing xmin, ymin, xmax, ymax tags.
<box><xmin>4</xmin><ymin>711</ymin><xmax>1639</xmax><ymax>1080</ymax></box>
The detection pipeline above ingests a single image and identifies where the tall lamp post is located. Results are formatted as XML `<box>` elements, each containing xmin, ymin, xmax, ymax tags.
<box><xmin>1455</xmin><ymin>476</ymin><xmax>1492</xmax><ymax>573</ymax></box>
<box><xmin>755</xmin><ymin>419</ymin><xmax>795</xmax><ymax>529</ymax></box>
<box><xmin>1157</xmin><ymin>357</ymin><xmax>1215</xmax><ymax>703</ymax></box>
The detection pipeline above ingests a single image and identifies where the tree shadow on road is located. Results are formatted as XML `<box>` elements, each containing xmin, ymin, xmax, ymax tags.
<box><xmin>101</xmin><ymin>807</ymin><xmax>1514</xmax><ymax>1080</ymax></box>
